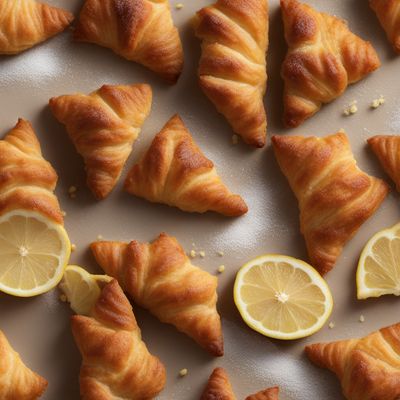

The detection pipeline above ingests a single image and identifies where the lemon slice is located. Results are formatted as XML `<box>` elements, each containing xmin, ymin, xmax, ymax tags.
<box><xmin>0</xmin><ymin>210</ymin><xmax>71</xmax><ymax>297</ymax></box>
<box><xmin>59</xmin><ymin>265</ymin><xmax>112</xmax><ymax>315</ymax></box>
<box><xmin>357</xmin><ymin>222</ymin><xmax>400</xmax><ymax>299</ymax></box>
<box><xmin>234</xmin><ymin>255</ymin><xmax>333</xmax><ymax>340</ymax></box>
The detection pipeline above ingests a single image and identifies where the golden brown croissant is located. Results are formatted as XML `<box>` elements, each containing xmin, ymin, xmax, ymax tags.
<box><xmin>69</xmin><ymin>278</ymin><xmax>166</xmax><ymax>399</ymax></box>
<box><xmin>91</xmin><ymin>232</ymin><xmax>224</xmax><ymax>356</ymax></box>
<box><xmin>306</xmin><ymin>322</ymin><xmax>400</xmax><ymax>400</ymax></box>
<box><xmin>201</xmin><ymin>367</ymin><xmax>279</xmax><ymax>400</ymax></box>
<box><xmin>0</xmin><ymin>0</ymin><xmax>73</xmax><ymax>54</ymax></box>
<box><xmin>49</xmin><ymin>83</ymin><xmax>152</xmax><ymax>200</ymax></box>
<box><xmin>124</xmin><ymin>114</ymin><xmax>248</xmax><ymax>217</ymax></box>
<box><xmin>193</xmin><ymin>0</ymin><xmax>268</xmax><ymax>148</ymax></box>
<box><xmin>370</xmin><ymin>0</ymin><xmax>400</xmax><ymax>53</ymax></box>
<box><xmin>0</xmin><ymin>119</ymin><xmax>63</xmax><ymax>224</ymax></box>
<box><xmin>368</xmin><ymin>135</ymin><xmax>400</xmax><ymax>191</ymax></box>
<box><xmin>272</xmin><ymin>132</ymin><xmax>389</xmax><ymax>275</ymax></box>
<box><xmin>74</xmin><ymin>0</ymin><xmax>184</xmax><ymax>83</ymax></box>
<box><xmin>281</xmin><ymin>0</ymin><xmax>380</xmax><ymax>127</ymax></box>
<box><xmin>0</xmin><ymin>329</ymin><xmax>47</xmax><ymax>399</ymax></box>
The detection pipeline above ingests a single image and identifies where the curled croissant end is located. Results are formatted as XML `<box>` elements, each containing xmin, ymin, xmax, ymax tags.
<box><xmin>0</xmin><ymin>330</ymin><xmax>48</xmax><ymax>399</ymax></box>
<box><xmin>0</xmin><ymin>0</ymin><xmax>73</xmax><ymax>55</ymax></box>
<box><xmin>74</xmin><ymin>0</ymin><xmax>184</xmax><ymax>83</ymax></box>
<box><xmin>0</xmin><ymin>119</ymin><xmax>63</xmax><ymax>224</ymax></box>
<box><xmin>281</xmin><ymin>0</ymin><xmax>380</xmax><ymax>127</ymax></box>
<box><xmin>124</xmin><ymin>114</ymin><xmax>248</xmax><ymax>217</ymax></box>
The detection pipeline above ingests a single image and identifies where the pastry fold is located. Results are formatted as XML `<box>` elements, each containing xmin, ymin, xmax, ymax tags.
<box><xmin>272</xmin><ymin>132</ymin><xmax>388</xmax><ymax>275</ymax></box>
<box><xmin>193</xmin><ymin>0</ymin><xmax>268</xmax><ymax>147</ymax></box>
<box><xmin>71</xmin><ymin>279</ymin><xmax>166</xmax><ymax>400</ymax></box>
<box><xmin>124</xmin><ymin>114</ymin><xmax>248</xmax><ymax>216</ymax></box>
<box><xmin>91</xmin><ymin>232</ymin><xmax>224</xmax><ymax>356</ymax></box>
<box><xmin>49</xmin><ymin>83</ymin><xmax>152</xmax><ymax>200</ymax></box>
<box><xmin>281</xmin><ymin>0</ymin><xmax>380</xmax><ymax>127</ymax></box>
<box><xmin>74</xmin><ymin>0</ymin><xmax>184</xmax><ymax>83</ymax></box>
<box><xmin>0</xmin><ymin>330</ymin><xmax>47</xmax><ymax>400</ymax></box>
<box><xmin>0</xmin><ymin>119</ymin><xmax>63</xmax><ymax>224</ymax></box>
<box><xmin>370</xmin><ymin>0</ymin><xmax>400</xmax><ymax>53</ymax></box>
<box><xmin>306</xmin><ymin>322</ymin><xmax>400</xmax><ymax>400</ymax></box>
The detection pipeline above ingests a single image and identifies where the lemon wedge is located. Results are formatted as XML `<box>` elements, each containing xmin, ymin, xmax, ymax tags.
<box><xmin>357</xmin><ymin>222</ymin><xmax>400</xmax><ymax>299</ymax></box>
<box><xmin>234</xmin><ymin>254</ymin><xmax>333</xmax><ymax>340</ymax></box>
<box><xmin>0</xmin><ymin>210</ymin><xmax>70</xmax><ymax>297</ymax></box>
<box><xmin>59</xmin><ymin>265</ymin><xmax>112</xmax><ymax>315</ymax></box>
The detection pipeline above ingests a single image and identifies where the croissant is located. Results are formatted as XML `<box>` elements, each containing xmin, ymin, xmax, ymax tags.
<box><xmin>49</xmin><ymin>83</ymin><xmax>152</xmax><ymax>200</ymax></box>
<box><xmin>193</xmin><ymin>0</ymin><xmax>268</xmax><ymax>148</ymax></box>
<box><xmin>370</xmin><ymin>0</ymin><xmax>400</xmax><ymax>53</ymax></box>
<box><xmin>70</xmin><ymin>278</ymin><xmax>166</xmax><ymax>399</ymax></box>
<box><xmin>91</xmin><ymin>232</ymin><xmax>224</xmax><ymax>356</ymax></box>
<box><xmin>124</xmin><ymin>114</ymin><xmax>248</xmax><ymax>216</ymax></box>
<box><xmin>0</xmin><ymin>0</ymin><xmax>73</xmax><ymax>54</ymax></box>
<box><xmin>272</xmin><ymin>132</ymin><xmax>389</xmax><ymax>275</ymax></box>
<box><xmin>74</xmin><ymin>0</ymin><xmax>184</xmax><ymax>83</ymax></box>
<box><xmin>306</xmin><ymin>322</ymin><xmax>400</xmax><ymax>400</ymax></box>
<box><xmin>0</xmin><ymin>329</ymin><xmax>47</xmax><ymax>399</ymax></box>
<box><xmin>281</xmin><ymin>0</ymin><xmax>380</xmax><ymax>127</ymax></box>
<box><xmin>201</xmin><ymin>367</ymin><xmax>279</xmax><ymax>400</ymax></box>
<box><xmin>0</xmin><ymin>119</ymin><xmax>63</xmax><ymax>224</ymax></box>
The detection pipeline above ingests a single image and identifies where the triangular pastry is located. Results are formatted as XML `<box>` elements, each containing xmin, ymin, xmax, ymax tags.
<box><xmin>67</xmin><ymin>277</ymin><xmax>166</xmax><ymax>399</ymax></box>
<box><xmin>49</xmin><ymin>83</ymin><xmax>152</xmax><ymax>200</ymax></box>
<box><xmin>368</xmin><ymin>135</ymin><xmax>400</xmax><ymax>191</ymax></box>
<box><xmin>272</xmin><ymin>132</ymin><xmax>389</xmax><ymax>275</ymax></box>
<box><xmin>124</xmin><ymin>114</ymin><xmax>248</xmax><ymax>217</ymax></box>
<box><xmin>0</xmin><ymin>329</ymin><xmax>48</xmax><ymax>399</ymax></box>
<box><xmin>91</xmin><ymin>232</ymin><xmax>224</xmax><ymax>356</ymax></box>
<box><xmin>201</xmin><ymin>368</ymin><xmax>279</xmax><ymax>400</ymax></box>
<box><xmin>281</xmin><ymin>0</ymin><xmax>380</xmax><ymax>127</ymax></box>
<box><xmin>0</xmin><ymin>0</ymin><xmax>73</xmax><ymax>54</ymax></box>
<box><xmin>306</xmin><ymin>322</ymin><xmax>400</xmax><ymax>400</ymax></box>
<box><xmin>74</xmin><ymin>0</ymin><xmax>184</xmax><ymax>83</ymax></box>
<box><xmin>0</xmin><ymin>119</ymin><xmax>63</xmax><ymax>224</ymax></box>
<box><xmin>370</xmin><ymin>0</ymin><xmax>400</xmax><ymax>53</ymax></box>
<box><xmin>193</xmin><ymin>0</ymin><xmax>268</xmax><ymax>147</ymax></box>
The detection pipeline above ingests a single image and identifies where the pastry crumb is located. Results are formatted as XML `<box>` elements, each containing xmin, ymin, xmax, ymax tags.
<box><xmin>232</xmin><ymin>134</ymin><xmax>239</xmax><ymax>145</ymax></box>
<box><xmin>175</xmin><ymin>3</ymin><xmax>184</xmax><ymax>9</ymax></box>
<box><xmin>190</xmin><ymin>250</ymin><xmax>197</xmax><ymax>258</ymax></box>
<box><xmin>328</xmin><ymin>321</ymin><xmax>335</xmax><ymax>329</ymax></box>
<box><xmin>192</xmin><ymin>242</ymin><xmax>196</xmax><ymax>247</ymax></box>
<box><xmin>343</xmin><ymin>101</ymin><xmax>357</xmax><ymax>116</ymax></box>
<box><xmin>68</xmin><ymin>185</ymin><xmax>77</xmax><ymax>194</ymax></box>
<box><xmin>359</xmin><ymin>315</ymin><xmax>365</xmax><ymax>323</ymax></box>
<box><xmin>71</xmin><ymin>244</ymin><xmax>76</xmax><ymax>252</ymax></box>
<box><xmin>371</xmin><ymin>95</ymin><xmax>385</xmax><ymax>109</ymax></box>
<box><xmin>59</xmin><ymin>294</ymin><xmax>68</xmax><ymax>303</ymax></box>
<box><xmin>218</xmin><ymin>265</ymin><xmax>225</xmax><ymax>273</ymax></box>
<box><xmin>97</xmin><ymin>235</ymin><xmax>103</xmax><ymax>241</ymax></box>
<box><xmin>217</xmin><ymin>250</ymin><xmax>224</xmax><ymax>257</ymax></box>
<box><xmin>179</xmin><ymin>368</ymin><xmax>188</xmax><ymax>377</ymax></box>
<box><xmin>199</xmin><ymin>251</ymin><xmax>206</xmax><ymax>258</ymax></box>
<box><xmin>61</xmin><ymin>210</ymin><xmax>67</xmax><ymax>217</ymax></box>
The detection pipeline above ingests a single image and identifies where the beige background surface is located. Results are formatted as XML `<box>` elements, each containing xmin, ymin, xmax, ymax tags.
<box><xmin>0</xmin><ymin>0</ymin><xmax>400</xmax><ymax>399</ymax></box>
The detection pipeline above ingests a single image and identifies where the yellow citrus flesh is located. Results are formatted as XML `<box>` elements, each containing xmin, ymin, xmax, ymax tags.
<box><xmin>234</xmin><ymin>255</ymin><xmax>333</xmax><ymax>340</ymax></box>
<box><xmin>0</xmin><ymin>210</ymin><xmax>70</xmax><ymax>297</ymax></box>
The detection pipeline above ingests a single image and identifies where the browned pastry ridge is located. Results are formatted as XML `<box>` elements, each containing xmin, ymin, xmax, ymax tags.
<box><xmin>49</xmin><ymin>83</ymin><xmax>152</xmax><ymax>200</ymax></box>
<box><xmin>193</xmin><ymin>0</ymin><xmax>268</xmax><ymax>147</ymax></box>
<box><xmin>0</xmin><ymin>330</ymin><xmax>47</xmax><ymax>400</ymax></box>
<box><xmin>272</xmin><ymin>132</ymin><xmax>389</xmax><ymax>275</ymax></box>
<box><xmin>281</xmin><ymin>0</ymin><xmax>380</xmax><ymax>127</ymax></box>
<box><xmin>91</xmin><ymin>232</ymin><xmax>224</xmax><ymax>357</ymax></box>
<box><xmin>124</xmin><ymin>114</ymin><xmax>248</xmax><ymax>217</ymax></box>
<box><xmin>71</xmin><ymin>279</ymin><xmax>166</xmax><ymax>400</ymax></box>
<box><xmin>370</xmin><ymin>0</ymin><xmax>400</xmax><ymax>53</ymax></box>
<box><xmin>0</xmin><ymin>119</ymin><xmax>63</xmax><ymax>224</ymax></box>
<box><xmin>306</xmin><ymin>322</ymin><xmax>400</xmax><ymax>400</ymax></box>
<box><xmin>0</xmin><ymin>0</ymin><xmax>73</xmax><ymax>55</ymax></box>
<box><xmin>74</xmin><ymin>0</ymin><xmax>184</xmax><ymax>83</ymax></box>
<box><xmin>201</xmin><ymin>367</ymin><xmax>279</xmax><ymax>400</ymax></box>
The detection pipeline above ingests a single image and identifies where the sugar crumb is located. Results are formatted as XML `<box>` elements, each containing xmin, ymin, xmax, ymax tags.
<box><xmin>343</xmin><ymin>101</ymin><xmax>357</xmax><ymax>116</ymax></box>
<box><xmin>371</xmin><ymin>95</ymin><xmax>385</xmax><ymax>109</ymax></box>
<box><xmin>189</xmin><ymin>250</ymin><xmax>197</xmax><ymax>258</ymax></box>
<box><xmin>179</xmin><ymin>368</ymin><xmax>188</xmax><ymax>377</ymax></box>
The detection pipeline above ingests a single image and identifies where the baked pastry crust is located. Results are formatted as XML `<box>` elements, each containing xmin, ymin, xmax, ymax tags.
<box><xmin>0</xmin><ymin>329</ymin><xmax>48</xmax><ymax>400</ymax></box>
<box><xmin>74</xmin><ymin>0</ymin><xmax>184</xmax><ymax>83</ymax></box>
<box><xmin>124</xmin><ymin>114</ymin><xmax>248</xmax><ymax>216</ymax></box>
<box><xmin>272</xmin><ymin>132</ymin><xmax>389</xmax><ymax>275</ymax></box>
<box><xmin>370</xmin><ymin>0</ymin><xmax>400</xmax><ymax>53</ymax></box>
<box><xmin>281</xmin><ymin>0</ymin><xmax>380</xmax><ymax>127</ymax></box>
<box><xmin>193</xmin><ymin>0</ymin><xmax>268</xmax><ymax>147</ymax></box>
<box><xmin>0</xmin><ymin>0</ymin><xmax>73</xmax><ymax>54</ymax></box>
<box><xmin>0</xmin><ymin>119</ymin><xmax>63</xmax><ymax>224</ymax></box>
<box><xmin>71</xmin><ymin>279</ymin><xmax>166</xmax><ymax>400</ymax></box>
<box><xmin>49</xmin><ymin>83</ymin><xmax>152</xmax><ymax>200</ymax></box>
<box><xmin>306</xmin><ymin>322</ymin><xmax>400</xmax><ymax>400</ymax></box>
<box><xmin>91</xmin><ymin>232</ymin><xmax>224</xmax><ymax>356</ymax></box>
